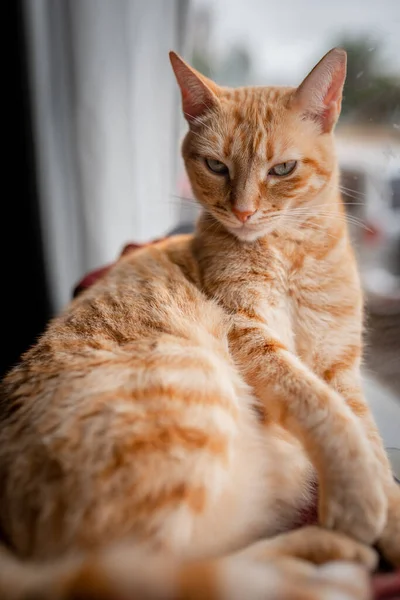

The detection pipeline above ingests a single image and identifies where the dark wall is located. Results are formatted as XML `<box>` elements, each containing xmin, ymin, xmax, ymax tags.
<box><xmin>2</xmin><ymin>1</ymin><xmax>51</xmax><ymax>378</ymax></box>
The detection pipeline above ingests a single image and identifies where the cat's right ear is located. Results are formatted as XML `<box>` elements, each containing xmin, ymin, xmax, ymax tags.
<box><xmin>292</xmin><ymin>48</ymin><xmax>347</xmax><ymax>133</ymax></box>
<box><xmin>169</xmin><ymin>52</ymin><xmax>220</xmax><ymax>122</ymax></box>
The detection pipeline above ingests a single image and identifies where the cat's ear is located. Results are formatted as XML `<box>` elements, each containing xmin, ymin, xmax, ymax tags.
<box><xmin>292</xmin><ymin>48</ymin><xmax>347</xmax><ymax>133</ymax></box>
<box><xmin>169</xmin><ymin>51</ymin><xmax>220</xmax><ymax>122</ymax></box>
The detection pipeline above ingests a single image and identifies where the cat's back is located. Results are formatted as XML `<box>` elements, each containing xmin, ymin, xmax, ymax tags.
<box><xmin>1</xmin><ymin>234</ymin><xmax>225</xmax><ymax>396</ymax></box>
<box><xmin>0</xmin><ymin>235</ymin><xmax>237</xmax><ymax>450</ymax></box>
<box><xmin>0</xmin><ymin>235</ymin><xmax>259</xmax><ymax>559</ymax></box>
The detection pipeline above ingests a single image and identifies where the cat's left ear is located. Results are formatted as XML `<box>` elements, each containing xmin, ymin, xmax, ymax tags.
<box><xmin>169</xmin><ymin>51</ymin><xmax>220</xmax><ymax>122</ymax></box>
<box><xmin>292</xmin><ymin>48</ymin><xmax>347</xmax><ymax>133</ymax></box>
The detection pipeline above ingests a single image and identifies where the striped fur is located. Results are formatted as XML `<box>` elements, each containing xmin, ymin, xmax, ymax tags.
<box><xmin>0</xmin><ymin>48</ymin><xmax>398</xmax><ymax>599</ymax></box>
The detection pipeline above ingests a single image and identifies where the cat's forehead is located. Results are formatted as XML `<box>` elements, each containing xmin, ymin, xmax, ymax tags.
<box><xmin>219</xmin><ymin>86</ymin><xmax>293</xmax><ymax>125</ymax></box>
<box><xmin>194</xmin><ymin>86</ymin><xmax>299</xmax><ymax>162</ymax></box>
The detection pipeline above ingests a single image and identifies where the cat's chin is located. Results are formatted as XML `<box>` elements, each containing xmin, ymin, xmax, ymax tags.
<box><xmin>227</xmin><ymin>225</ymin><xmax>267</xmax><ymax>243</ymax></box>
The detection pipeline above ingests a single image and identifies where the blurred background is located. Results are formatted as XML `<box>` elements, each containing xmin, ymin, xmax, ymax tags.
<box><xmin>7</xmin><ymin>0</ymin><xmax>400</xmax><ymax>448</ymax></box>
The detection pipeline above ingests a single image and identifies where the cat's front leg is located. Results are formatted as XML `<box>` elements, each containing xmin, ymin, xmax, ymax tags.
<box><xmin>325</xmin><ymin>363</ymin><xmax>400</xmax><ymax>566</ymax></box>
<box><xmin>229</xmin><ymin>318</ymin><xmax>387</xmax><ymax>546</ymax></box>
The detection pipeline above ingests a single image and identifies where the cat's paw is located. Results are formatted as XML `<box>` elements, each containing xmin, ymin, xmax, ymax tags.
<box><xmin>377</xmin><ymin>482</ymin><xmax>400</xmax><ymax>567</ymax></box>
<box><xmin>220</xmin><ymin>555</ymin><xmax>371</xmax><ymax>600</ymax></box>
<box><xmin>240</xmin><ymin>526</ymin><xmax>378</xmax><ymax>571</ymax></box>
<box><xmin>319</xmin><ymin>454</ymin><xmax>388</xmax><ymax>545</ymax></box>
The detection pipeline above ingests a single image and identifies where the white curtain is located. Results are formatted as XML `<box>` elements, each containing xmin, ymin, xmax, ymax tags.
<box><xmin>24</xmin><ymin>0</ymin><xmax>190</xmax><ymax>312</ymax></box>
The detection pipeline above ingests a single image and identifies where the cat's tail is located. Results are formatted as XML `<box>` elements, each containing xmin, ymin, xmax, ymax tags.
<box><xmin>0</xmin><ymin>530</ymin><xmax>375</xmax><ymax>600</ymax></box>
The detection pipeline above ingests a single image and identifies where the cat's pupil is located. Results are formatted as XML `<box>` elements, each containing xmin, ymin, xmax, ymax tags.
<box><xmin>269</xmin><ymin>160</ymin><xmax>297</xmax><ymax>176</ymax></box>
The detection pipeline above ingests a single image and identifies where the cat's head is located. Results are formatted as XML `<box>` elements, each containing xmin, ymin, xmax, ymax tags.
<box><xmin>170</xmin><ymin>48</ymin><xmax>346</xmax><ymax>242</ymax></box>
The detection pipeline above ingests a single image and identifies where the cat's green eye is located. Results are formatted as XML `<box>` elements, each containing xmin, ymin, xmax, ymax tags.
<box><xmin>205</xmin><ymin>158</ymin><xmax>229</xmax><ymax>175</ymax></box>
<box><xmin>269</xmin><ymin>160</ymin><xmax>297</xmax><ymax>177</ymax></box>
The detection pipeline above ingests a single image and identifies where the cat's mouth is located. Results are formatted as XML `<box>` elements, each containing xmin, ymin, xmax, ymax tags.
<box><xmin>226</xmin><ymin>221</ymin><xmax>268</xmax><ymax>242</ymax></box>
<box><xmin>210</xmin><ymin>210</ymin><xmax>273</xmax><ymax>242</ymax></box>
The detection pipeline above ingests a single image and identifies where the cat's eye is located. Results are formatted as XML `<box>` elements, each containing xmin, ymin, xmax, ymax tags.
<box><xmin>269</xmin><ymin>161</ymin><xmax>297</xmax><ymax>177</ymax></box>
<box><xmin>205</xmin><ymin>158</ymin><xmax>229</xmax><ymax>175</ymax></box>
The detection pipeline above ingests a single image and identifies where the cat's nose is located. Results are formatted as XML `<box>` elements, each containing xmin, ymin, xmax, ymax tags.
<box><xmin>232</xmin><ymin>207</ymin><xmax>257</xmax><ymax>223</ymax></box>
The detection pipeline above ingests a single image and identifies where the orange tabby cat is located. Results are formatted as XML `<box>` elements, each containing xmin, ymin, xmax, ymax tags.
<box><xmin>0</xmin><ymin>48</ymin><xmax>399</xmax><ymax>600</ymax></box>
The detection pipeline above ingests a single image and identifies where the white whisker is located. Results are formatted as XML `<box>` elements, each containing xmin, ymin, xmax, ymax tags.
<box><xmin>188</xmin><ymin>115</ymin><xmax>216</xmax><ymax>136</ymax></box>
<box><xmin>339</xmin><ymin>184</ymin><xmax>367</xmax><ymax>198</ymax></box>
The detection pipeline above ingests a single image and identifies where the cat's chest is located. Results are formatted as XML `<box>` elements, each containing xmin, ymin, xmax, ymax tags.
<box><xmin>287</xmin><ymin>257</ymin><xmax>337</xmax><ymax>366</ymax></box>
<box><xmin>260</xmin><ymin>251</ymin><xmax>332</xmax><ymax>365</ymax></box>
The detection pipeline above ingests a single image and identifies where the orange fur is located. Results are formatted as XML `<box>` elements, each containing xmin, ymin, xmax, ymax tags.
<box><xmin>0</xmin><ymin>48</ymin><xmax>398</xmax><ymax>599</ymax></box>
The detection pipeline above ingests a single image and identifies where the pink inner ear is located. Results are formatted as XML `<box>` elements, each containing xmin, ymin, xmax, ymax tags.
<box><xmin>170</xmin><ymin>52</ymin><xmax>218</xmax><ymax>122</ymax></box>
<box><xmin>318</xmin><ymin>62</ymin><xmax>346</xmax><ymax>132</ymax></box>
<box><xmin>294</xmin><ymin>49</ymin><xmax>347</xmax><ymax>133</ymax></box>
<box><xmin>182</xmin><ymin>87</ymin><xmax>209</xmax><ymax>120</ymax></box>
<box><xmin>181</xmin><ymin>88</ymin><xmax>194</xmax><ymax>116</ymax></box>
<box><xmin>323</xmin><ymin>62</ymin><xmax>346</xmax><ymax>108</ymax></box>
<box><xmin>181</xmin><ymin>83</ymin><xmax>216</xmax><ymax>121</ymax></box>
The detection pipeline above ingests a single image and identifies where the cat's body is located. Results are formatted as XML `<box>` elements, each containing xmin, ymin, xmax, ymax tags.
<box><xmin>0</xmin><ymin>49</ymin><xmax>399</xmax><ymax>599</ymax></box>
<box><xmin>0</xmin><ymin>233</ymin><xmax>315</xmax><ymax>561</ymax></box>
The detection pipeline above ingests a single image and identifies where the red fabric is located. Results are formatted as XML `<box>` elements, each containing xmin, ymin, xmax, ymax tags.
<box><xmin>372</xmin><ymin>571</ymin><xmax>400</xmax><ymax>599</ymax></box>
<box><xmin>73</xmin><ymin>264</ymin><xmax>114</xmax><ymax>297</ymax></box>
<box><xmin>372</xmin><ymin>570</ymin><xmax>400</xmax><ymax>600</ymax></box>
<box><xmin>73</xmin><ymin>238</ymin><xmax>400</xmax><ymax>599</ymax></box>
<box><xmin>73</xmin><ymin>241</ymin><xmax>164</xmax><ymax>298</ymax></box>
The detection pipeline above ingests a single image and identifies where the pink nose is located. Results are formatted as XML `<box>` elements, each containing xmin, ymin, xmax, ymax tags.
<box><xmin>232</xmin><ymin>207</ymin><xmax>256</xmax><ymax>223</ymax></box>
